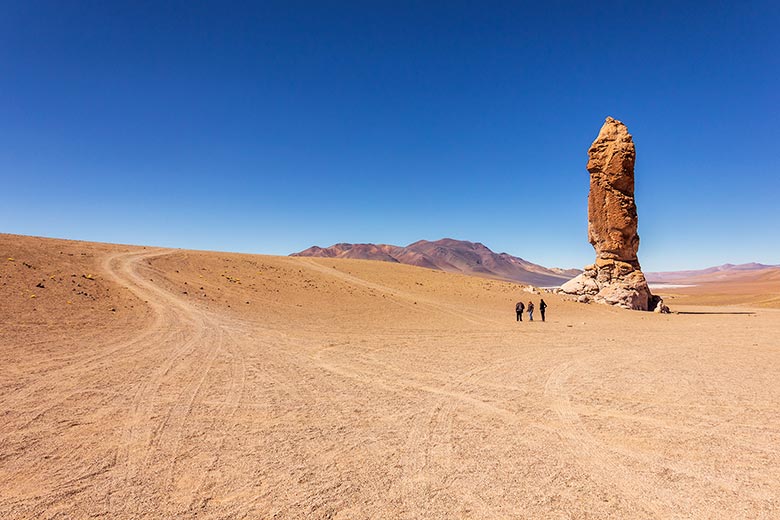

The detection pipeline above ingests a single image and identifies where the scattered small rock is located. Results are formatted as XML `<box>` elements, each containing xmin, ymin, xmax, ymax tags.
<box><xmin>654</xmin><ymin>299</ymin><xmax>671</xmax><ymax>314</ymax></box>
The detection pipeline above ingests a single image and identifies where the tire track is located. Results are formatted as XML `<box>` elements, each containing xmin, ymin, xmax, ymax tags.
<box><xmin>311</xmin><ymin>338</ymin><xmax>544</xmax><ymax>518</ymax></box>
<box><xmin>103</xmin><ymin>251</ymin><xmax>208</xmax><ymax>512</ymax></box>
<box><xmin>392</xmin><ymin>351</ymin><xmax>543</xmax><ymax>519</ymax></box>
<box><xmin>183</xmin><ymin>323</ymin><xmax>248</xmax><ymax>513</ymax></box>
<box><xmin>543</xmin><ymin>360</ymin><xmax>668</xmax><ymax>517</ymax></box>
<box><xmin>0</xmin><ymin>257</ymin><xmax>166</xmax><ymax>412</ymax></box>
<box><xmin>101</xmin><ymin>250</ymin><xmax>252</xmax><ymax>515</ymax></box>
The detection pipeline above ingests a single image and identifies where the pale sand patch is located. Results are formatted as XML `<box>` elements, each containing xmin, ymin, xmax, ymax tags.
<box><xmin>648</xmin><ymin>283</ymin><xmax>696</xmax><ymax>290</ymax></box>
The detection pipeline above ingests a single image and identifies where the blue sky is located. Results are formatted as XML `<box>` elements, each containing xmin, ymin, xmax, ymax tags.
<box><xmin>2</xmin><ymin>1</ymin><xmax>778</xmax><ymax>271</ymax></box>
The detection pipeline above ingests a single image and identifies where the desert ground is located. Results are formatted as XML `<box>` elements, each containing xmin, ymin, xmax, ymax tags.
<box><xmin>1</xmin><ymin>233</ymin><xmax>779</xmax><ymax>519</ymax></box>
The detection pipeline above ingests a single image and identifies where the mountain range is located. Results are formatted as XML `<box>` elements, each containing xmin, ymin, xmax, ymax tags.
<box><xmin>645</xmin><ymin>263</ymin><xmax>780</xmax><ymax>284</ymax></box>
<box><xmin>293</xmin><ymin>239</ymin><xmax>780</xmax><ymax>288</ymax></box>
<box><xmin>291</xmin><ymin>238</ymin><xmax>580</xmax><ymax>287</ymax></box>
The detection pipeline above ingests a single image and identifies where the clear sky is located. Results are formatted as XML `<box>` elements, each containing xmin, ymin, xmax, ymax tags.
<box><xmin>2</xmin><ymin>1</ymin><xmax>778</xmax><ymax>271</ymax></box>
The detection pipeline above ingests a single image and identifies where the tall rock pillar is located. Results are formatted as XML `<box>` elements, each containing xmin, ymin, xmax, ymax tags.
<box><xmin>561</xmin><ymin>117</ymin><xmax>659</xmax><ymax>310</ymax></box>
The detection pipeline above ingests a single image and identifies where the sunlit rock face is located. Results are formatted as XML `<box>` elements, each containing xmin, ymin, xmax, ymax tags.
<box><xmin>561</xmin><ymin>117</ymin><xmax>659</xmax><ymax>311</ymax></box>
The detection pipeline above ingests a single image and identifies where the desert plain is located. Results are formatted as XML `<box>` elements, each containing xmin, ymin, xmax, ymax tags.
<box><xmin>1</xmin><ymin>233</ymin><xmax>779</xmax><ymax>519</ymax></box>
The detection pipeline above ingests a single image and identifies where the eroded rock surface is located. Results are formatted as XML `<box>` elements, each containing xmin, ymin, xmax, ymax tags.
<box><xmin>561</xmin><ymin>117</ymin><xmax>660</xmax><ymax>311</ymax></box>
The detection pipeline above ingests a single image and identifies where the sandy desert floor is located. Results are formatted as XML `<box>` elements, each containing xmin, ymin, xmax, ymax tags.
<box><xmin>1</xmin><ymin>233</ymin><xmax>779</xmax><ymax>519</ymax></box>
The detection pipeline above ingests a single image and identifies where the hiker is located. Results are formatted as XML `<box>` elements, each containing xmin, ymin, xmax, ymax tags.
<box><xmin>515</xmin><ymin>301</ymin><xmax>525</xmax><ymax>321</ymax></box>
<box><xmin>528</xmin><ymin>301</ymin><xmax>534</xmax><ymax>321</ymax></box>
<box><xmin>540</xmin><ymin>299</ymin><xmax>547</xmax><ymax>322</ymax></box>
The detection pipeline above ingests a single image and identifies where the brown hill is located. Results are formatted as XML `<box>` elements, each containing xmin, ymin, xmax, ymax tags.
<box><xmin>293</xmin><ymin>238</ymin><xmax>579</xmax><ymax>286</ymax></box>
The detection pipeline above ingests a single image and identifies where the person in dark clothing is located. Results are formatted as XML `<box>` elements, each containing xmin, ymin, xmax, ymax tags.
<box><xmin>527</xmin><ymin>301</ymin><xmax>535</xmax><ymax>321</ymax></box>
<box><xmin>540</xmin><ymin>299</ymin><xmax>547</xmax><ymax>322</ymax></box>
<box><xmin>515</xmin><ymin>301</ymin><xmax>525</xmax><ymax>321</ymax></box>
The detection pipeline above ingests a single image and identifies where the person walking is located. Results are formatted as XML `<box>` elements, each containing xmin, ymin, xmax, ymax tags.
<box><xmin>527</xmin><ymin>301</ymin><xmax>534</xmax><ymax>321</ymax></box>
<box><xmin>539</xmin><ymin>299</ymin><xmax>547</xmax><ymax>322</ymax></box>
<box><xmin>515</xmin><ymin>301</ymin><xmax>525</xmax><ymax>321</ymax></box>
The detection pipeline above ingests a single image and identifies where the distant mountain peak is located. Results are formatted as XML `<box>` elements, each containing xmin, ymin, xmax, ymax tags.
<box><xmin>292</xmin><ymin>238</ymin><xmax>580</xmax><ymax>286</ymax></box>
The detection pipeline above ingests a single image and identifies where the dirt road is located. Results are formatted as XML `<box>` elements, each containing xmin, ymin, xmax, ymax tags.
<box><xmin>2</xmin><ymin>242</ymin><xmax>779</xmax><ymax>518</ymax></box>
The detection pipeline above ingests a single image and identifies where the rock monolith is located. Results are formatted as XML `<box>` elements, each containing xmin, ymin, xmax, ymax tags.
<box><xmin>560</xmin><ymin>117</ymin><xmax>660</xmax><ymax>311</ymax></box>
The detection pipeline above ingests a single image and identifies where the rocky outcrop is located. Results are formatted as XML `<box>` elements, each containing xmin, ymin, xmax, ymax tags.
<box><xmin>560</xmin><ymin>117</ymin><xmax>660</xmax><ymax>311</ymax></box>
